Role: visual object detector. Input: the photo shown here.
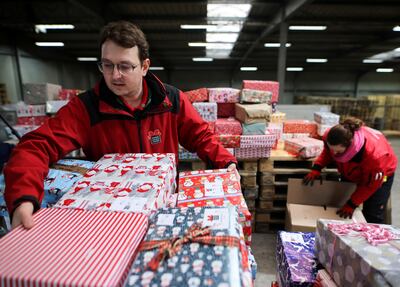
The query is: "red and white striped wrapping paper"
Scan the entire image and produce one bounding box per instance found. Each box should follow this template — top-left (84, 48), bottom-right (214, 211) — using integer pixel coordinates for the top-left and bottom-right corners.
top-left (240, 133), bottom-right (276, 148)
top-left (184, 87), bottom-right (208, 102)
top-left (284, 137), bottom-right (324, 158)
top-left (0, 208), bottom-right (148, 287)
top-left (234, 147), bottom-right (271, 159)
top-left (242, 80), bottom-right (279, 103)
top-left (192, 102), bottom-right (218, 122)
top-left (215, 118), bottom-right (243, 135)
top-left (208, 88), bottom-right (240, 103)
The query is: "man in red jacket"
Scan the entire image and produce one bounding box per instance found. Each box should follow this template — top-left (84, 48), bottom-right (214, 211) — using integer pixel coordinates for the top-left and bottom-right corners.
top-left (303, 117), bottom-right (397, 223)
top-left (4, 21), bottom-right (238, 229)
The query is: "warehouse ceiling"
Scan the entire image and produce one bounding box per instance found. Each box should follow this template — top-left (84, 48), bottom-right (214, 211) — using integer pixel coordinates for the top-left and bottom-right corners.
top-left (0, 0), bottom-right (399, 74)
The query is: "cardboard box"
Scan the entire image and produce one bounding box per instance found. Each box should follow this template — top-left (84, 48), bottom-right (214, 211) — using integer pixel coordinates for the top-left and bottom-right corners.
top-left (285, 179), bottom-right (366, 232)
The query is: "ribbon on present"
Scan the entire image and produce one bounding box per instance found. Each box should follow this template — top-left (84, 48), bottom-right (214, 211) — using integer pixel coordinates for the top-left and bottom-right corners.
top-left (50, 163), bottom-right (89, 175)
top-left (139, 223), bottom-right (247, 271)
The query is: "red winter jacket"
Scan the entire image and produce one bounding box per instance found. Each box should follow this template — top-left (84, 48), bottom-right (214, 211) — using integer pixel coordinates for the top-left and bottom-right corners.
top-left (4, 72), bottom-right (236, 214)
top-left (314, 126), bottom-right (397, 205)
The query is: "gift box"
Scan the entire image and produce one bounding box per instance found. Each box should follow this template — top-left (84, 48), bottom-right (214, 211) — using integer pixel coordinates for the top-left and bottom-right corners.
top-left (55, 153), bottom-right (176, 215)
top-left (177, 169), bottom-right (252, 245)
top-left (284, 137), bottom-right (323, 158)
top-left (248, 247), bottom-right (257, 281)
top-left (0, 208), bottom-right (148, 287)
top-left (283, 120), bottom-right (318, 137)
top-left (208, 88), bottom-right (240, 103)
top-left (276, 231), bottom-right (317, 287)
top-left (268, 111), bottom-right (286, 123)
top-left (315, 270), bottom-right (338, 287)
top-left (240, 133), bottom-right (276, 148)
top-left (23, 83), bottom-right (62, 104)
top-left (215, 134), bottom-right (241, 148)
top-left (215, 118), bottom-right (243, 135)
top-left (46, 100), bottom-right (69, 114)
top-left (178, 145), bottom-right (199, 160)
top-left (184, 87), bottom-right (208, 102)
top-left (235, 103), bottom-right (271, 124)
top-left (317, 124), bottom-right (332, 137)
top-left (240, 89), bottom-right (272, 104)
top-left (16, 116), bottom-right (48, 126)
top-left (242, 122), bottom-right (267, 135)
top-left (234, 147), bottom-right (271, 159)
top-left (217, 102), bottom-right (236, 118)
top-left (314, 112), bottom-right (340, 126)
top-left (315, 220), bottom-right (400, 287)
top-left (242, 80), bottom-right (279, 103)
top-left (166, 193), bottom-right (178, 208)
top-left (192, 102), bottom-right (218, 122)
top-left (126, 206), bottom-right (251, 287)
top-left (16, 102), bottom-right (46, 117)
top-left (58, 89), bottom-right (81, 100)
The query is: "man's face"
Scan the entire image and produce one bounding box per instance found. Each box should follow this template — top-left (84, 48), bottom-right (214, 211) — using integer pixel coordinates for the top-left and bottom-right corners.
top-left (100, 40), bottom-right (150, 100)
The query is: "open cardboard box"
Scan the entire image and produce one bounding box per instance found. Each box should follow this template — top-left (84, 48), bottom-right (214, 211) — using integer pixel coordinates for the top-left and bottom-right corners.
top-left (286, 178), bottom-right (366, 232)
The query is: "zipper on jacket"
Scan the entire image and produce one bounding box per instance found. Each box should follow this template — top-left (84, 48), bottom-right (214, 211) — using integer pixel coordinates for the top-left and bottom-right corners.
top-left (137, 119), bottom-right (143, 152)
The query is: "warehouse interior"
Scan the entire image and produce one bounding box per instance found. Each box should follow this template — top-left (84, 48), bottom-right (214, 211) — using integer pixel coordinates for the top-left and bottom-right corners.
top-left (0, 0), bottom-right (399, 286)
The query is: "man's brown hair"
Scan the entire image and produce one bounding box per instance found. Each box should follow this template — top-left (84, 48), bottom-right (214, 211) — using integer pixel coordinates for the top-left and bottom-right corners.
top-left (100, 20), bottom-right (149, 63)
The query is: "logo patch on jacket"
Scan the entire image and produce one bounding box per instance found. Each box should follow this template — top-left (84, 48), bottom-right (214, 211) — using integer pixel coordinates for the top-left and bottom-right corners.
top-left (148, 129), bottom-right (162, 145)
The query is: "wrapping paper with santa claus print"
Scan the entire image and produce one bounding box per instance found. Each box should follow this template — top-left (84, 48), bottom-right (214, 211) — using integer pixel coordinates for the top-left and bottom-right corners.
top-left (192, 102), bottom-right (218, 122)
top-left (177, 169), bottom-right (252, 245)
top-left (208, 88), bottom-right (241, 103)
top-left (240, 89), bottom-right (272, 104)
top-left (215, 117), bottom-right (243, 135)
top-left (185, 87), bottom-right (208, 102)
top-left (234, 147), bottom-right (271, 159)
top-left (283, 120), bottom-right (318, 138)
top-left (284, 137), bottom-right (324, 159)
top-left (242, 80), bottom-right (279, 103)
top-left (215, 134), bottom-right (241, 148)
top-left (240, 133), bottom-right (276, 148)
top-left (55, 153), bottom-right (176, 215)
top-left (126, 206), bottom-right (252, 287)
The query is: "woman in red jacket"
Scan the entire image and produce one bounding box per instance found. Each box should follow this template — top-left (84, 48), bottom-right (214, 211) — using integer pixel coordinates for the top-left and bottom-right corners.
top-left (303, 117), bottom-right (397, 223)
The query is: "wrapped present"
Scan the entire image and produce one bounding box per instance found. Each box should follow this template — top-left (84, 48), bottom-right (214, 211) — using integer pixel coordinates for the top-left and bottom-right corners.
top-left (317, 124), bottom-right (332, 137)
top-left (284, 137), bottom-right (323, 158)
top-left (192, 102), bottom-right (218, 122)
top-left (46, 100), bottom-right (69, 114)
top-left (283, 120), bottom-right (318, 137)
top-left (235, 103), bottom-right (271, 124)
top-left (215, 134), bottom-right (241, 148)
top-left (208, 88), bottom-right (240, 103)
top-left (217, 103), bottom-right (236, 118)
top-left (23, 83), bottom-right (62, 104)
top-left (177, 169), bottom-right (252, 246)
top-left (281, 133), bottom-right (311, 141)
top-left (166, 193), bottom-right (178, 208)
top-left (16, 115), bottom-right (48, 126)
top-left (267, 123), bottom-right (283, 148)
top-left (127, 206), bottom-right (251, 287)
top-left (314, 112), bottom-right (340, 125)
top-left (178, 145), bottom-right (199, 160)
top-left (240, 89), bottom-right (272, 104)
top-left (240, 133), bottom-right (276, 148)
top-left (242, 122), bottom-right (267, 135)
top-left (315, 220), bottom-right (400, 287)
top-left (315, 270), bottom-right (338, 287)
top-left (276, 231), bottom-right (317, 286)
top-left (242, 80), bottom-right (279, 103)
top-left (16, 102), bottom-right (46, 117)
top-left (235, 147), bottom-right (271, 159)
top-left (208, 121), bottom-right (215, 133)
top-left (58, 89), bottom-right (81, 100)
top-left (0, 208), bottom-right (148, 287)
top-left (268, 111), bottom-right (286, 123)
top-left (184, 87), bottom-right (208, 102)
top-left (248, 247), bottom-right (257, 281)
top-left (55, 153), bottom-right (176, 215)
top-left (215, 118), bottom-right (243, 135)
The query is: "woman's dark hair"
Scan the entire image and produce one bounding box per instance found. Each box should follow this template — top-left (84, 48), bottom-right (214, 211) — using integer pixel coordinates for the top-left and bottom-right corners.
top-left (327, 117), bottom-right (364, 147)
top-left (100, 20), bottom-right (149, 63)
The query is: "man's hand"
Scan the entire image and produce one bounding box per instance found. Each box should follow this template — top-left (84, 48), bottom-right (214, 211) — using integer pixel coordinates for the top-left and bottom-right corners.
top-left (302, 170), bottom-right (321, 186)
top-left (11, 202), bottom-right (35, 229)
top-left (336, 201), bottom-right (357, 219)
top-left (227, 163), bottom-right (241, 182)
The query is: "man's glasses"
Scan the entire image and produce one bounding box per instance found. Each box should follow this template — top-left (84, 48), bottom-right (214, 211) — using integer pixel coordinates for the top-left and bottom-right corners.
top-left (97, 61), bottom-right (138, 75)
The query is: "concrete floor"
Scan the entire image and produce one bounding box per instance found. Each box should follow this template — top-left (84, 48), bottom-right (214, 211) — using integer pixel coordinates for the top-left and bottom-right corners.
top-left (251, 137), bottom-right (400, 287)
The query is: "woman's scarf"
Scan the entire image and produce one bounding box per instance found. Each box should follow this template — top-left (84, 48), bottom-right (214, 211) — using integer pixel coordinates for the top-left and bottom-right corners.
top-left (332, 128), bottom-right (365, 163)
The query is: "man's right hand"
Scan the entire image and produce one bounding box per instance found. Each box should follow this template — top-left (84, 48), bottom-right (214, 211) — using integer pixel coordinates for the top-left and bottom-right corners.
top-left (302, 170), bottom-right (322, 186)
top-left (11, 202), bottom-right (35, 229)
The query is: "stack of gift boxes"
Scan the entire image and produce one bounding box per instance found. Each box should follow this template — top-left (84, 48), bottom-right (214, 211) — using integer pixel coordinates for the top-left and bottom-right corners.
top-left (0, 153), bottom-right (257, 286)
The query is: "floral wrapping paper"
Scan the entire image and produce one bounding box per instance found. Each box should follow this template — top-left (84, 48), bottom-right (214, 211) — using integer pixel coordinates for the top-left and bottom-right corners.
top-left (192, 102), bottom-right (218, 122)
top-left (177, 169), bottom-right (252, 246)
top-left (215, 118), bottom-right (243, 135)
top-left (242, 80), bottom-right (279, 103)
top-left (276, 231), bottom-right (317, 287)
top-left (283, 120), bottom-right (318, 137)
top-left (240, 134), bottom-right (276, 148)
top-left (284, 137), bottom-right (324, 158)
top-left (317, 124), bottom-right (332, 137)
top-left (235, 103), bottom-right (271, 124)
top-left (234, 147), bottom-right (271, 159)
top-left (214, 135), bottom-right (241, 148)
top-left (315, 219), bottom-right (400, 287)
top-left (242, 122), bottom-right (267, 135)
top-left (208, 88), bottom-right (241, 103)
top-left (55, 153), bottom-right (176, 215)
top-left (240, 89), bottom-right (272, 104)
top-left (185, 88), bottom-right (209, 103)
top-left (126, 206), bottom-right (252, 287)
top-left (314, 112), bottom-right (340, 126)
top-left (268, 111), bottom-right (286, 123)
top-left (217, 103), bottom-right (236, 118)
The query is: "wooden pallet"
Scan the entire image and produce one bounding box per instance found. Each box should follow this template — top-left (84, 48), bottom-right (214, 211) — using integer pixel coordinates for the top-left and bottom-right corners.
top-left (242, 185), bottom-right (259, 200)
top-left (238, 160), bottom-right (258, 172)
top-left (259, 184), bottom-right (288, 200)
top-left (255, 221), bottom-right (285, 233)
top-left (178, 160), bottom-right (207, 171)
top-left (257, 196), bottom-right (287, 211)
top-left (255, 208), bottom-right (286, 223)
top-left (240, 171), bottom-right (257, 188)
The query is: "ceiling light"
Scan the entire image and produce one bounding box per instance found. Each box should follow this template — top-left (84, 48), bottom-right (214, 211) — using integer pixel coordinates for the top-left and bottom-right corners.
top-left (180, 24), bottom-right (213, 29)
top-left (240, 67), bottom-right (257, 71)
top-left (306, 58), bottom-right (328, 63)
top-left (207, 33), bottom-right (238, 43)
top-left (393, 26), bottom-right (400, 32)
top-left (207, 4), bottom-right (252, 18)
top-left (286, 67), bottom-right (303, 72)
top-left (264, 43), bottom-right (291, 48)
top-left (35, 24), bottom-right (74, 33)
top-left (189, 43), bottom-right (234, 50)
top-left (149, 67), bottom-right (165, 71)
top-left (77, 57), bottom-right (97, 61)
top-left (206, 23), bottom-right (241, 33)
top-left (192, 57), bottom-right (214, 62)
top-left (289, 26), bottom-right (327, 31)
top-left (35, 42), bottom-right (64, 47)
top-left (376, 68), bottom-right (393, 73)
top-left (363, 59), bottom-right (383, 63)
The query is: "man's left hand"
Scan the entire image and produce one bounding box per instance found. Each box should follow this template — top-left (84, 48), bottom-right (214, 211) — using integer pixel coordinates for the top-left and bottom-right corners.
top-left (227, 163), bottom-right (241, 182)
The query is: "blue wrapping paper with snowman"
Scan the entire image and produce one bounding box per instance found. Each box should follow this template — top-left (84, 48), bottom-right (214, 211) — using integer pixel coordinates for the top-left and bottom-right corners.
top-left (126, 206), bottom-right (252, 287)
top-left (276, 231), bottom-right (317, 286)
